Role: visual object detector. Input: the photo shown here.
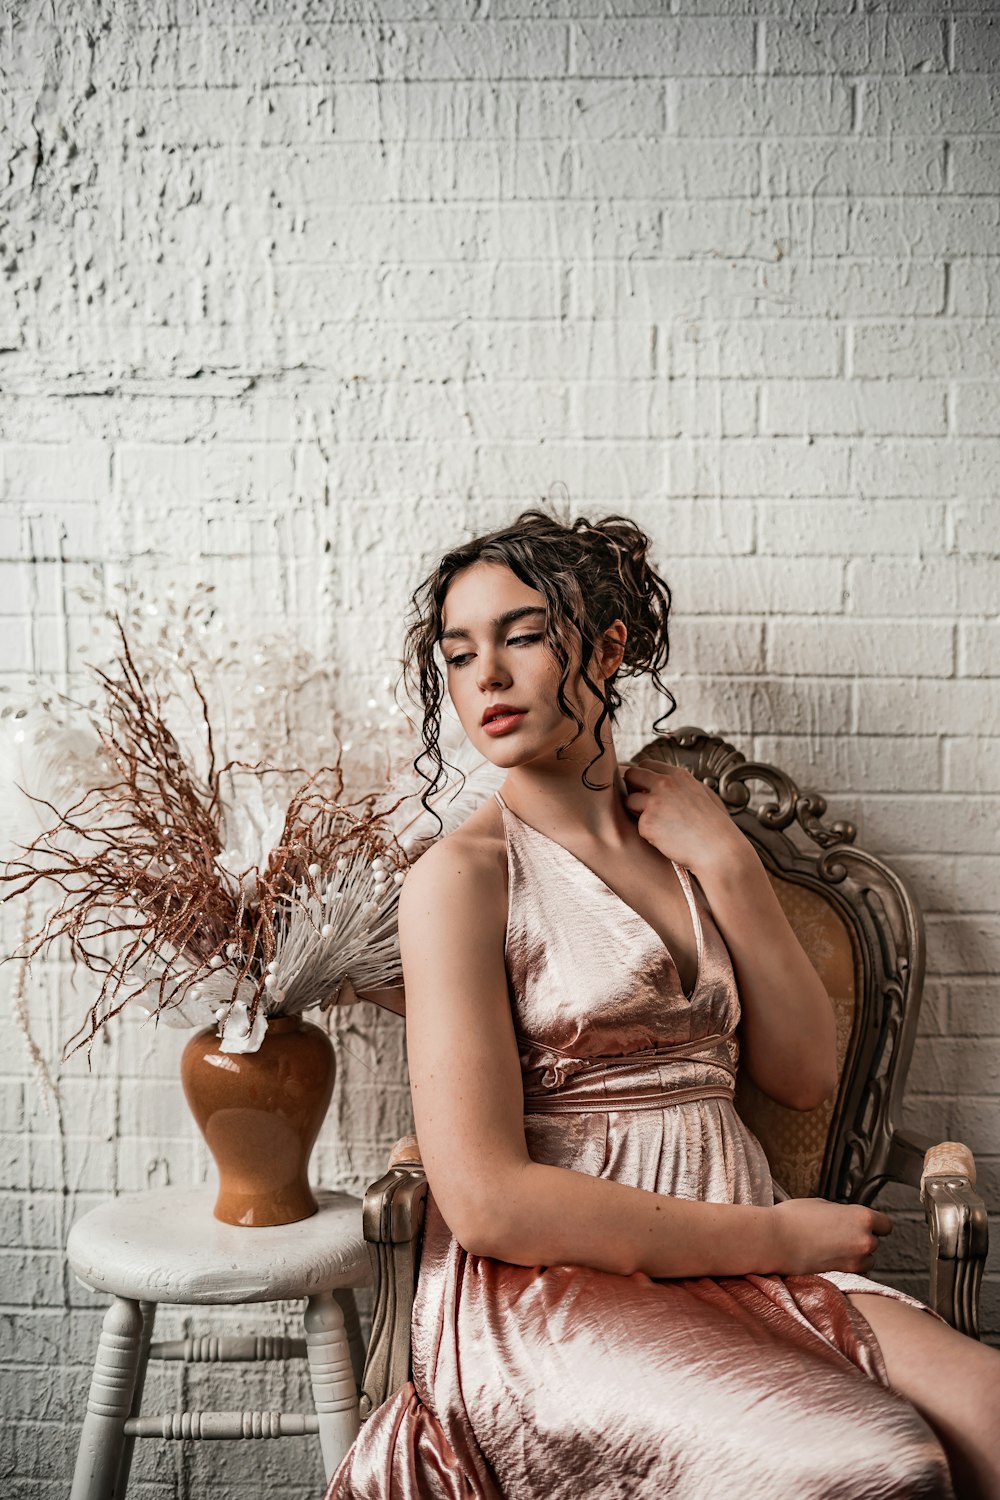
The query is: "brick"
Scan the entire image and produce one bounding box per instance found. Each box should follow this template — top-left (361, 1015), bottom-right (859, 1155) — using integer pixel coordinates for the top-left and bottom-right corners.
top-left (330, 79), bottom-right (665, 140)
top-left (673, 0), bottom-right (868, 9)
top-left (855, 680), bottom-right (1000, 739)
top-left (925, 913), bottom-right (1000, 976)
top-left (0, 446), bottom-right (109, 505)
top-left (302, 320), bottom-right (658, 380)
top-left (674, 77), bottom-right (852, 135)
top-left (958, 620), bottom-right (1000, 676)
top-left (474, 442), bottom-right (662, 501)
top-left (841, 795), bottom-right (1000, 856)
top-left (632, 497), bottom-right (757, 554)
top-left (574, 18), bottom-right (755, 77)
top-left (667, 555), bottom-right (845, 615)
top-left (383, 21), bottom-right (570, 80)
top-left (672, 438), bottom-right (850, 499)
top-left (574, 141), bottom-right (760, 199)
top-left (846, 198), bottom-right (1000, 260)
top-left (662, 201), bottom-right (847, 259)
top-left (908, 1035), bottom-right (1000, 1094)
top-left (752, 734), bottom-right (942, 794)
top-left (946, 736), bottom-right (1000, 792)
top-left (758, 499), bottom-right (945, 556)
top-left (853, 438), bottom-right (1000, 498)
top-left (853, 322), bottom-right (1000, 380)
top-left (766, 16), bottom-right (946, 75)
top-left (666, 321), bottom-right (843, 380)
top-left (950, 262), bottom-right (1000, 318)
top-left (764, 139), bottom-right (946, 196)
top-left (950, 139), bottom-right (1000, 195)
top-left (762, 380), bottom-right (947, 438)
top-left (845, 557), bottom-right (998, 617)
top-left (276, 202), bottom-right (661, 264)
top-left (572, 261), bottom-right (768, 322)
top-left (575, 382), bottom-right (757, 441)
top-left (0, 1250), bottom-right (65, 1307)
top-left (954, 17), bottom-right (1000, 71)
top-left (954, 383), bottom-right (1000, 436)
top-left (121, 84), bottom-right (333, 147)
top-left (766, 618), bottom-right (953, 678)
top-left (670, 617), bottom-right (766, 675)
top-left (947, 977), bottom-right (1000, 1036)
top-left (892, 857), bottom-right (1000, 916)
top-left (859, 77), bottom-right (1000, 135)
top-left (647, 674), bottom-right (853, 738)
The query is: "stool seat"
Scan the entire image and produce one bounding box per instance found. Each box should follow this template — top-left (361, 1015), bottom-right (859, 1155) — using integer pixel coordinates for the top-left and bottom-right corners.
top-left (68, 1187), bottom-right (370, 1303)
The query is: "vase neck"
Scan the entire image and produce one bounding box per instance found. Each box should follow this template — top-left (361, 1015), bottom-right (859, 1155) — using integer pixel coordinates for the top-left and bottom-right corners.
top-left (265, 1015), bottom-right (306, 1034)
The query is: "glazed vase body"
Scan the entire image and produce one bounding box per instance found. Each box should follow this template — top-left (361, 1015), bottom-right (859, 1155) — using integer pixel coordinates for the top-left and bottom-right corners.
top-left (181, 1015), bottom-right (336, 1227)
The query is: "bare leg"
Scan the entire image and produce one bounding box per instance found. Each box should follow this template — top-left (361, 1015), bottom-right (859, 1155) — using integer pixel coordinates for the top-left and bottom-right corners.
top-left (848, 1292), bottom-right (1000, 1500)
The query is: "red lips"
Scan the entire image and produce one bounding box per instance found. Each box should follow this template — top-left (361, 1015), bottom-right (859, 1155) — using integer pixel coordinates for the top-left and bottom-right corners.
top-left (481, 702), bottom-right (527, 726)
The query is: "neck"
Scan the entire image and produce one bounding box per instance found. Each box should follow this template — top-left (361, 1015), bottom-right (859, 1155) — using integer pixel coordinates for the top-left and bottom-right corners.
top-left (498, 735), bottom-right (633, 847)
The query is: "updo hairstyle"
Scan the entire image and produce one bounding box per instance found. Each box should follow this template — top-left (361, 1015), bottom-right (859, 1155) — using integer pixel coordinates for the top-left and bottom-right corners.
top-left (401, 509), bottom-right (675, 818)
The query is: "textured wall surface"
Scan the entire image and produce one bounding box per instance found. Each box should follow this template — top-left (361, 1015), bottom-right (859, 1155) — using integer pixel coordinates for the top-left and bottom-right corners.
top-left (2, 1), bottom-right (999, 1494)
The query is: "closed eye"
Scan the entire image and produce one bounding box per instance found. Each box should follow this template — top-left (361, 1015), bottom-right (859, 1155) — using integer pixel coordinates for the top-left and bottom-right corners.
top-left (444, 633), bottom-right (543, 668)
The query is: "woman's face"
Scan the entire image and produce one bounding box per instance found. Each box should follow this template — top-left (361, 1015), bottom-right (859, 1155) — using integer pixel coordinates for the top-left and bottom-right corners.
top-left (439, 561), bottom-right (622, 771)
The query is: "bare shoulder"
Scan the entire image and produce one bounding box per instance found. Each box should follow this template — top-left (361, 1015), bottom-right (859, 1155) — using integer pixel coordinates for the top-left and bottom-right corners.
top-left (399, 797), bottom-right (508, 943)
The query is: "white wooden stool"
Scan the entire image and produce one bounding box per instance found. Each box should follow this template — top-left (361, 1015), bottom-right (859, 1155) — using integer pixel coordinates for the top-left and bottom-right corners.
top-left (66, 1186), bottom-right (371, 1500)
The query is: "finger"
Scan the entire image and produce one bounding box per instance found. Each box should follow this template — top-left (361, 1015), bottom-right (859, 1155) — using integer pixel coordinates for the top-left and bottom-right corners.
top-left (634, 758), bottom-right (672, 775)
top-left (870, 1212), bottom-right (893, 1237)
top-left (623, 764), bottom-right (658, 787)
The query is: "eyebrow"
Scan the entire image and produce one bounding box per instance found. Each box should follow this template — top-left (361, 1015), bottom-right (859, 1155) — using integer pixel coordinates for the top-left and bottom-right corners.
top-left (439, 605), bottom-right (546, 644)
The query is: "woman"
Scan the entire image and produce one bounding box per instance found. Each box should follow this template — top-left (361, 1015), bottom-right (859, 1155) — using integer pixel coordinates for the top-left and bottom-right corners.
top-left (328, 512), bottom-right (999, 1499)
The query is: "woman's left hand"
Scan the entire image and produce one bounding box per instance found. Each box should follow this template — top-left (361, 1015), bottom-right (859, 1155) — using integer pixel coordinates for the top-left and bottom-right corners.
top-left (621, 760), bottom-right (748, 878)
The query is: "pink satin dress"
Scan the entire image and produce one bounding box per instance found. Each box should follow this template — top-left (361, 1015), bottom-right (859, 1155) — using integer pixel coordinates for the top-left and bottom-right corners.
top-left (325, 789), bottom-right (954, 1498)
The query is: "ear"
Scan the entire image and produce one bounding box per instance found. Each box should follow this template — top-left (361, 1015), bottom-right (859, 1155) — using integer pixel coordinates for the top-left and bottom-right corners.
top-left (598, 619), bottom-right (627, 680)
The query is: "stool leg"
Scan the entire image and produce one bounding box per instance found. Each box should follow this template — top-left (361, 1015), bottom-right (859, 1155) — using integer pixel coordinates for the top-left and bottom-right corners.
top-left (332, 1287), bottom-right (364, 1391)
top-left (304, 1290), bottom-right (360, 1481)
top-left (114, 1301), bottom-right (156, 1499)
top-left (70, 1296), bottom-right (145, 1500)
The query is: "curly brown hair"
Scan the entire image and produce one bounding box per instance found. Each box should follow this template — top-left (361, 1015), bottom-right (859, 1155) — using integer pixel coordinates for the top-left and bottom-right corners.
top-left (400, 509), bottom-right (676, 824)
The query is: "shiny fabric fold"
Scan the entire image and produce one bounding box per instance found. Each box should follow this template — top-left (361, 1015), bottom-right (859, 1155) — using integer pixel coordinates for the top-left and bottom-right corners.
top-left (324, 791), bottom-right (954, 1499)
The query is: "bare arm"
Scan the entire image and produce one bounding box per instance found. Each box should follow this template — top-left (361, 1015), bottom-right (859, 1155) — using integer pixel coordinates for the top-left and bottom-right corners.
top-left (694, 842), bottom-right (837, 1109)
top-left (399, 834), bottom-right (884, 1276)
top-left (624, 762), bottom-right (837, 1110)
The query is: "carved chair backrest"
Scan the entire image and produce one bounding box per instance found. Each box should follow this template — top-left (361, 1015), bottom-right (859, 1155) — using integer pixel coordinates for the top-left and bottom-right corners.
top-left (635, 729), bottom-right (925, 1206)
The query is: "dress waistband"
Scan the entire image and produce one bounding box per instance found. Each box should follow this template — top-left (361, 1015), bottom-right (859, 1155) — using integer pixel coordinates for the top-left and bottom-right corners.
top-left (521, 1032), bottom-right (738, 1116)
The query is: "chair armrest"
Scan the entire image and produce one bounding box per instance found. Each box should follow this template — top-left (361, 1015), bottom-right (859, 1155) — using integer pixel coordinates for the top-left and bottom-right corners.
top-left (919, 1140), bottom-right (988, 1340)
top-left (359, 1136), bottom-right (428, 1421)
top-left (884, 1130), bottom-right (988, 1339)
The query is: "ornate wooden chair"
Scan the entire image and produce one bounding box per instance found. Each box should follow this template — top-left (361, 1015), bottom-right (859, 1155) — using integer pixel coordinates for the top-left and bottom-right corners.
top-left (356, 728), bottom-right (989, 1421)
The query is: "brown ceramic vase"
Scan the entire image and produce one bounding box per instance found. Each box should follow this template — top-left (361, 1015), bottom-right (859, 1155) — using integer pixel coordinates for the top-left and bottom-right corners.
top-left (180, 1015), bottom-right (336, 1227)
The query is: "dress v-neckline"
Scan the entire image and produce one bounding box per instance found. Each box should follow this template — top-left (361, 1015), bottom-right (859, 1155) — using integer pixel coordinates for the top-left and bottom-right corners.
top-left (494, 789), bottom-right (704, 1004)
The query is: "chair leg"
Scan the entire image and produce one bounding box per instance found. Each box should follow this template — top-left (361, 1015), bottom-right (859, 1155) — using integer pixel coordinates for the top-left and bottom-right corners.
top-left (69, 1297), bottom-right (145, 1500)
top-left (332, 1286), bottom-right (365, 1391)
top-left (304, 1290), bottom-right (361, 1481)
top-left (114, 1301), bottom-right (156, 1499)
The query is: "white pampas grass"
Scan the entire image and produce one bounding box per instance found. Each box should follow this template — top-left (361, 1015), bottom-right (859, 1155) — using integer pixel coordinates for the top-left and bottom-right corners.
top-left (0, 706), bottom-right (112, 863)
top-left (267, 836), bottom-right (406, 1021)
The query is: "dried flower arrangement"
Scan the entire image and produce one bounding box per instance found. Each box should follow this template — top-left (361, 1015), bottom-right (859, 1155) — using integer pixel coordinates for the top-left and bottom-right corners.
top-left (0, 585), bottom-right (501, 1068)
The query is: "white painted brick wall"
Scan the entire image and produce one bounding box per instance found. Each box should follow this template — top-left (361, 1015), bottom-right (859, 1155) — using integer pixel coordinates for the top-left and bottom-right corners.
top-left (1, 2), bottom-right (999, 1494)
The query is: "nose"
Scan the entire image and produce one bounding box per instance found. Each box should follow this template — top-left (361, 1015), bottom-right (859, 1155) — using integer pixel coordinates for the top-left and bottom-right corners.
top-left (476, 644), bottom-right (511, 694)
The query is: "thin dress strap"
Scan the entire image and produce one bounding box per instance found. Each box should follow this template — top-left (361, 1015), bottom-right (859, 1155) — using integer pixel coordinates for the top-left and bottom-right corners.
top-left (493, 788), bottom-right (509, 812)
